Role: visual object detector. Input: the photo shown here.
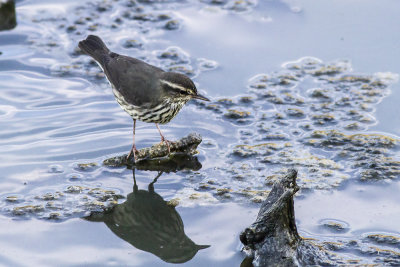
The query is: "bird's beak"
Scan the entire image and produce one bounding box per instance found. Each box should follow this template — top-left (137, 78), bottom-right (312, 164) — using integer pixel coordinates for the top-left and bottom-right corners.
top-left (192, 93), bottom-right (210, 101)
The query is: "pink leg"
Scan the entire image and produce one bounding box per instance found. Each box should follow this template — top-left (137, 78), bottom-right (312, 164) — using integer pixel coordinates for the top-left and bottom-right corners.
top-left (155, 123), bottom-right (171, 154)
top-left (127, 119), bottom-right (139, 161)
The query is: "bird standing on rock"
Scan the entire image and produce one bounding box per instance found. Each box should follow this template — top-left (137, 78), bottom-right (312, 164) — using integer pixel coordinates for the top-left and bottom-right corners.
top-left (78, 35), bottom-right (210, 161)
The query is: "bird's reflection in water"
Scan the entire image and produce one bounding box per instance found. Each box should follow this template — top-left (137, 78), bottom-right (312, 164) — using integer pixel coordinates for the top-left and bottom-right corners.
top-left (86, 155), bottom-right (209, 264)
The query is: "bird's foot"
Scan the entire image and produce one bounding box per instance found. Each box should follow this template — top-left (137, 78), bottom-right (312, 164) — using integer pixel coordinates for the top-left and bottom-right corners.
top-left (160, 137), bottom-right (171, 154)
top-left (127, 145), bottom-right (139, 162)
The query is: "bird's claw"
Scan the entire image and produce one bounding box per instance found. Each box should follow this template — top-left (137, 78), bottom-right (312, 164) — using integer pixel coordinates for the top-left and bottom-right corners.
top-left (127, 146), bottom-right (139, 162)
top-left (160, 137), bottom-right (171, 154)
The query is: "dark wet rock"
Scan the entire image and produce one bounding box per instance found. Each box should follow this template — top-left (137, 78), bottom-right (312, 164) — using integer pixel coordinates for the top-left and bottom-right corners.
top-left (240, 169), bottom-right (336, 266)
top-left (0, 0), bottom-right (17, 31)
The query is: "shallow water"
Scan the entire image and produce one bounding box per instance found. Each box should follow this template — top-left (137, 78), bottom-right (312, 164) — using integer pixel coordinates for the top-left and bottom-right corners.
top-left (1, 0), bottom-right (400, 265)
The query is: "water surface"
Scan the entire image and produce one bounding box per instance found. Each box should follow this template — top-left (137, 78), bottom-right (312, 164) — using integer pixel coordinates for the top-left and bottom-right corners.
top-left (1, 0), bottom-right (400, 265)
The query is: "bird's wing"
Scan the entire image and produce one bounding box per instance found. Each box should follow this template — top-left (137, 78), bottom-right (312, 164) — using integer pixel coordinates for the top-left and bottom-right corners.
top-left (103, 54), bottom-right (165, 107)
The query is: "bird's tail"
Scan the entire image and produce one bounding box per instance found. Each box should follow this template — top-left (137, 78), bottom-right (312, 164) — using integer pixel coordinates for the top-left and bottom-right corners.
top-left (78, 35), bottom-right (110, 64)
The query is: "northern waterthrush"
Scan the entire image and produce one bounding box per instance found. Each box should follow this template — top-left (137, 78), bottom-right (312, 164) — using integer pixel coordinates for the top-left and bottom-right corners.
top-left (78, 35), bottom-right (210, 160)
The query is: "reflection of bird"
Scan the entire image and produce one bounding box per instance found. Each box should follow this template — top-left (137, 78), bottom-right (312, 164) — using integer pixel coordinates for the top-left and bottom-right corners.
top-left (85, 170), bottom-right (209, 264)
top-left (78, 35), bottom-right (210, 160)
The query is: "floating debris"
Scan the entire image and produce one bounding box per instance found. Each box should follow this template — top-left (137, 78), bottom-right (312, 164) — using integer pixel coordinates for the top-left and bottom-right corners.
top-left (319, 219), bottom-right (350, 233)
top-left (192, 57), bottom-right (399, 195)
top-left (5, 184), bottom-right (124, 220)
top-left (365, 233), bottom-right (400, 246)
top-left (74, 162), bottom-right (98, 172)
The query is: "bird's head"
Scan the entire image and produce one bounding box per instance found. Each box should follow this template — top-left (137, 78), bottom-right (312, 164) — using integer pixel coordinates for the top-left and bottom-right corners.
top-left (160, 72), bottom-right (210, 102)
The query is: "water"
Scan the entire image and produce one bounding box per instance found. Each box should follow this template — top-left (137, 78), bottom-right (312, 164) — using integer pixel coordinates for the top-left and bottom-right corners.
top-left (1, 0), bottom-right (400, 265)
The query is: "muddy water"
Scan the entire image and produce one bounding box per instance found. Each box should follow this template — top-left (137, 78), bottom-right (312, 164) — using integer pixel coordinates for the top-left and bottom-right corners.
top-left (1, 0), bottom-right (400, 266)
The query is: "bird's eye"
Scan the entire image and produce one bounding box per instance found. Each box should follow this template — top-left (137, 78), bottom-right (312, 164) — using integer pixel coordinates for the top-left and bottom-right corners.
top-left (180, 89), bottom-right (190, 95)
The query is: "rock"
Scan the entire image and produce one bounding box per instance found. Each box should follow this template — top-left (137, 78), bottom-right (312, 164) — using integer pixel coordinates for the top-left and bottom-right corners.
top-left (103, 133), bottom-right (203, 170)
top-left (240, 169), bottom-right (334, 266)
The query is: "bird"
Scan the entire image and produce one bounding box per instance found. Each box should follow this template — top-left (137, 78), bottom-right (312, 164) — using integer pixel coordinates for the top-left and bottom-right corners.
top-left (78, 35), bottom-right (210, 161)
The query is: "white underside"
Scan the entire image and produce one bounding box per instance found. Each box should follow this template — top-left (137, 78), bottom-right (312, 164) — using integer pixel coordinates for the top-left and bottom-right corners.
top-left (112, 87), bottom-right (189, 124)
